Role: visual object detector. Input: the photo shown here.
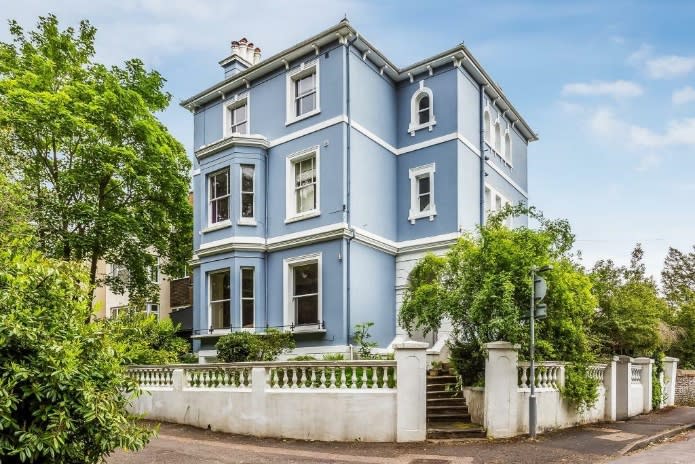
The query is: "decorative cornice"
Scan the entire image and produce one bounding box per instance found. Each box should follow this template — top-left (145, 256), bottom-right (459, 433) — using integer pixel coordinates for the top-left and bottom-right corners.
top-left (195, 134), bottom-right (270, 160)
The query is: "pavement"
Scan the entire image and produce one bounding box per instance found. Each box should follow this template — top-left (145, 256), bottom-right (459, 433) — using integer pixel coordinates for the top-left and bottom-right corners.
top-left (606, 429), bottom-right (695, 463)
top-left (108, 407), bottom-right (695, 464)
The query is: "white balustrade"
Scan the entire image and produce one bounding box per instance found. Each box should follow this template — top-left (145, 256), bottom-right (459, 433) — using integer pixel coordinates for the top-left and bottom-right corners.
top-left (265, 361), bottom-right (396, 389)
top-left (588, 364), bottom-right (607, 383)
top-left (631, 366), bottom-right (642, 383)
top-left (517, 362), bottom-right (564, 390)
top-left (127, 367), bottom-right (174, 388)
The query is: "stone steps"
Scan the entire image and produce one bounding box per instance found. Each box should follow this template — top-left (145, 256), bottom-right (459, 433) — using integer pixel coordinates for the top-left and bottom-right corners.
top-left (426, 367), bottom-right (484, 439)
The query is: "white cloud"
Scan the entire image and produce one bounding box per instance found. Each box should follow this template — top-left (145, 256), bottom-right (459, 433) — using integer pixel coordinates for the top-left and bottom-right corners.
top-left (645, 55), bottom-right (695, 79)
top-left (562, 80), bottom-right (643, 99)
top-left (672, 86), bottom-right (695, 105)
top-left (635, 153), bottom-right (660, 172)
top-left (589, 108), bottom-right (695, 148)
top-left (627, 44), bottom-right (695, 80)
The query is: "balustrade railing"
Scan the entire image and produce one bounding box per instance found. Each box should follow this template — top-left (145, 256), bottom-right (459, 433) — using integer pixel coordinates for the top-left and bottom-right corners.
top-left (185, 365), bottom-right (252, 388)
top-left (127, 366), bottom-right (174, 388)
top-left (266, 361), bottom-right (396, 389)
top-left (631, 366), bottom-right (642, 383)
top-left (518, 362), bottom-right (564, 390)
top-left (127, 360), bottom-right (397, 391)
top-left (588, 364), bottom-right (607, 383)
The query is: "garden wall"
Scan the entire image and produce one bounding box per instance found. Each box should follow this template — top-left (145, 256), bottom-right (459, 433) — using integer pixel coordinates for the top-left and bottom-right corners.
top-left (676, 369), bottom-right (695, 406)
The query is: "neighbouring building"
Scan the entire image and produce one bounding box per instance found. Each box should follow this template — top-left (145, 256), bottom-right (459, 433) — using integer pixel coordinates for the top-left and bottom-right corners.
top-left (182, 23), bottom-right (537, 361)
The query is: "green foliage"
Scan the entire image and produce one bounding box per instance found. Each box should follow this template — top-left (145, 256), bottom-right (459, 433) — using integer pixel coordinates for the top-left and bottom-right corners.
top-left (561, 365), bottom-right (600, 412)
top-left (399, 206), bottom-right (599, 408)
top-left (289, 355), bottom-right (317, 361)
top-left (0, 239), bottom-right (152, 463)
top-left (352, 321), bottom-right (378, 359)
top-left (652, 352), bottom-right (664, 410)
top-left (101, 311), bottom-right (189, 365)
top-left (590, 245), bottom-right (670, 357)
top-left (662, 246), bottom-right (695, 368)
top-left (215, 329), bottom-right (296, 362)
top-left (322, 353), bottom-right (345, 361)
top-left (0, 15), bottom-right (192, 300)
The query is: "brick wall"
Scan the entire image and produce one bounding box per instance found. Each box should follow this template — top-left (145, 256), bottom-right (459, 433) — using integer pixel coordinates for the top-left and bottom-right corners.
top-left (675, 369), bottom-right (695, 406)
top-left (169, 276), bottom-right (192, 309)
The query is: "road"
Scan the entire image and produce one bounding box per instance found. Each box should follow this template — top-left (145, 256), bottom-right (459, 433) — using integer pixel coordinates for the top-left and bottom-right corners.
top-left (607, 429), bottom-right (695, 464)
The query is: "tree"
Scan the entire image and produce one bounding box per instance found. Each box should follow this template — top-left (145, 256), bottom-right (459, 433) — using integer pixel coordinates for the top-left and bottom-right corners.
top-left (662, 245), bottom-right (695, 367)
top-left (0, 15), bottom-right (192, 302)
top-left (590, 245), bottom-right (670, 357)
top-left (101, 311), bottom-right (190, 365)
top-left (662, 246), bottom-right (695, 309)
top-left (0, 237), bottom-right (152, 462)
top-left (398, 206), bottom-right (599, 408)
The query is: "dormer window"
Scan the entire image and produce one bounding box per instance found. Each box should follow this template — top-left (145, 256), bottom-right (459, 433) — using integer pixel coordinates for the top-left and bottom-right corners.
top-left (286, 60), bottom-right (320, 125)
top-left (224, 94), bottom-right (249, 137)
top-left (408, 82), bottom-right (436, 135)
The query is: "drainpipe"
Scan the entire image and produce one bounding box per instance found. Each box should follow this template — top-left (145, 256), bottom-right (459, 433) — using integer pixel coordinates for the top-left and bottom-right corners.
top-left (479, 83), bottom-right (487, 226)
top-left (345, 33), bottom-right (359, 347)
top-left (264, 150), bottom-right (269, 330)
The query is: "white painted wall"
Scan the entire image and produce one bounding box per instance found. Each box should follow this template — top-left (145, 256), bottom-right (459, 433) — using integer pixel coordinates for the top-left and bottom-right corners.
top-left (128, 341), bottom-right (429, 443)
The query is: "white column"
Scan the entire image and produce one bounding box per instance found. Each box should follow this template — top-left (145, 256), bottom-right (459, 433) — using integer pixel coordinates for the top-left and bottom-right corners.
top-left (634, 357), bottom-right (654, 414)
top-left (394, 341), bottom-right (428, 442)
top-left (172, 368), bottom-right (185, 392)
top-left (615, 356), bottom-right (632, 420)
top-left (603, 356), bottom-right (618, 421)
top-left (484, 341), bottom-right (519, 438)
top-left (663, 357), bottom-right (679, 406)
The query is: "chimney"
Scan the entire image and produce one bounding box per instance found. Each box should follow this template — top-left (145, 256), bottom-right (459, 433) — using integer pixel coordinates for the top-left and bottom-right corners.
top-left (221, 37), bottom-right (262, 78)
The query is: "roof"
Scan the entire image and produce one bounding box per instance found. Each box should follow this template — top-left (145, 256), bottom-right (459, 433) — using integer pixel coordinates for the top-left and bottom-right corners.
top-left (181, 20), bottom-right (538, 142)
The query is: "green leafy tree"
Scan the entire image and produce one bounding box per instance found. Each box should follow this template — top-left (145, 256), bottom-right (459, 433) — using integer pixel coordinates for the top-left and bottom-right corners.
top-left (0, 15), bottom-right (192, 302)
top-left (663, 245), bottom-right (695, 367)
top-left (590, 245), bottom-right (670, 357)
top-left (352, 322), bottom-right (378, 359)
top-left (399, 206), bottom-right (599, 408)
top-left (0, 237), bottom-right (152, 462)
top-left (102, 311), bottom-right (190, 365)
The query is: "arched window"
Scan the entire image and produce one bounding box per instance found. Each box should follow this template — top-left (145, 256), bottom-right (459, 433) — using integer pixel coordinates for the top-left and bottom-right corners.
top-left (408, 82), bottom-right (436, 135)
top-left (494, 121), bottom-right (501, 153)
top-left (483, 111), bottom-right (491, 143)
top-left (417, 94), bottom-right (430, 125)
top-left (504, 132), bottom-right (512, 164)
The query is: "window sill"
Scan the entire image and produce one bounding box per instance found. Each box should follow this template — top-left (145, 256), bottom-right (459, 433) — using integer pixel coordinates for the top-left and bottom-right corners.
top-left (408, 120), bottom-right (436, 136)
top-left (285, 210), bottom-right (320, 224)
top-left (191, 329), bottom-right (231, 339)
top-left (223, 130), bottom-right (251, 139)
top-left (285, 108), bottom-right (321, 126)
top-left (408, 208), bottom-right (437, 224)
top-left (201, 220), bottom-right (232, 234)
top-left (292, 327), bottom-right (327, 335)
top-left (238, 218), bottom-right (257, 226)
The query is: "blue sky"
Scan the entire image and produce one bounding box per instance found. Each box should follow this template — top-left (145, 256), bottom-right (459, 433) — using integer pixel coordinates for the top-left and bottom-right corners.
top-left (2, 0), bottom-right (694, 279)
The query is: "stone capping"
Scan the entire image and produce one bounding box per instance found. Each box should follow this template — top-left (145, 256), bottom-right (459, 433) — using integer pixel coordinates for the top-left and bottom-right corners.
top-left (677, 369), bottom-right (695, 377)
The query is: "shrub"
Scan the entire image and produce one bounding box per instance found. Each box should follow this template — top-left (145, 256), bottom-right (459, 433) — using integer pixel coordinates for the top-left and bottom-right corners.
top-left (216, 329), bottom-right (295, 362)
top-left (352, 322), bottom-right (378, 359)
top-left (290, 355), bottom-right (317, 361)
top-left (0, 240), bottom-right (152, 462)
top-left (322, 353), bottom-right (345, 361)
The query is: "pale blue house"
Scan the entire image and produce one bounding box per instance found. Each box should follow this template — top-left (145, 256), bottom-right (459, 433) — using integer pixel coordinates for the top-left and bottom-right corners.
top-left (182, 22), bottom-right (537, 360)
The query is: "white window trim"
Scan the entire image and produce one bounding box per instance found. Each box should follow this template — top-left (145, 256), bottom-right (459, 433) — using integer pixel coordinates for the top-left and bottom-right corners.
top-left (285, 145), bottom-right (321, 223)
top-left (208, 168), bottom-right (231, 227)
top-left (238, 164), bottom-right (257, 226)
top-left (223, 92), bottom-right (250, 138)
top-left (485, 184), bottom-right (513, 226)
top-left (408, 163), bottom-right (437, 224)
top-left (286, 60), bottom-right (320, 126)
top-left (282, 252), bottom-right (323, 333)
top-left (240, 267), bottom-right (255, 332)
top-left (494, 119), bottom-right (502, 154)
top-left (408, 81), bottom-right (436, 135)
top-left (145, 302), bottom-right (160, 320)
top-left (503, 128), bottom-right (513, 167)
top-left (208, 269), bottom-right (231, 333)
